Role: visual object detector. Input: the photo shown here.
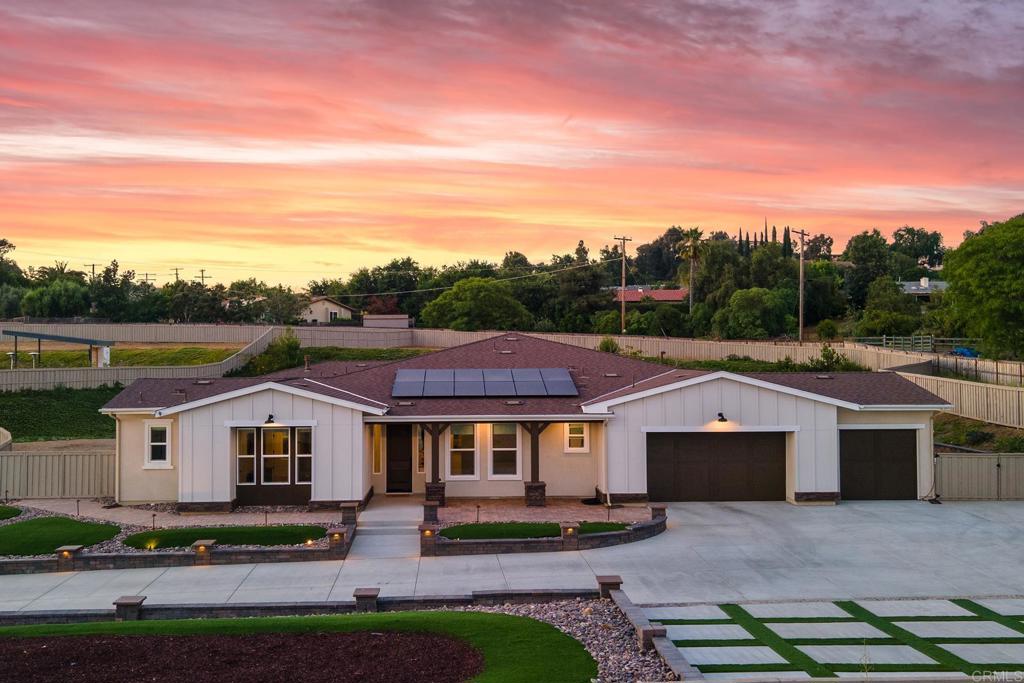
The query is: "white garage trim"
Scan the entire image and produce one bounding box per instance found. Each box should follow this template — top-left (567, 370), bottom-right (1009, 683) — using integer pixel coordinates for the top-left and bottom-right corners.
top-left (641, 425), bottom-right (801, 433)
top-left (838, 424), bottom-right (926, 430)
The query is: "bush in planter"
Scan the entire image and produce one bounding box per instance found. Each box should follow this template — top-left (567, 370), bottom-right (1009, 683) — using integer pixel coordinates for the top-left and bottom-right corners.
top-left (598, 336), bottom-right (620, 354)
top-left (816, 319), bottom-right (839, 340)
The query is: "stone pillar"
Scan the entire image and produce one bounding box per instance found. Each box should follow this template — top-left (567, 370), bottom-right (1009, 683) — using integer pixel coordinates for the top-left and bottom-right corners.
top-left (353, 587), bottom-right (380, 612)
top-left (560, 522), bottom-right (580, 550)
top-left (340, 503), bottom-right (358, 525)
top-left (113, 595), bottom-right (146, 621)
top-left (326, 527), bottom-right (348, 558)
top-left (596, 574), bottom-right (623, 599)
top-left (56, 545), bottom-right (83, 572)
top-left (423, 501), bottom-right (439, 523)
top-left (425, 482), bottom-right (446, 507)
top-left (191, 539), bottom-right (216, 566)
top-left (524, 481), bottom-right (546, 507)
top-left (419, 523), bottom-right (439, 557)
top-left (650, 504), bottom-right (667, 520)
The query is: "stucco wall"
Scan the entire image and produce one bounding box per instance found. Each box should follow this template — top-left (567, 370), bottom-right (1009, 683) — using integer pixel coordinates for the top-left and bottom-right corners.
top-left (302, 300), bottom-right (353, 324)
top-left (116, 413), bottom-right (179, 504)
top-left (176, 389), bottom-right (365, 504)
top-left (837, 408), bottom-right (936, 498)
top-left (604, 377), bottom-right (839, 500)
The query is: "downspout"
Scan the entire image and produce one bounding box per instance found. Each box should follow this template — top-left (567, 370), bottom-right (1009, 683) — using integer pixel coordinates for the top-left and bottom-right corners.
top-left (113, 415), bottom-right (121, 504)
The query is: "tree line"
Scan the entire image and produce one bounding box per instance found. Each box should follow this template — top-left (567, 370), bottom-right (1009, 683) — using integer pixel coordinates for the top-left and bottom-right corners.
top-left (0, 213), bottom-right (1020, 357)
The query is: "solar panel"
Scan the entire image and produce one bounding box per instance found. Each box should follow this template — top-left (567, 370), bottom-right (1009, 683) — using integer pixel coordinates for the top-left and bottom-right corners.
top-left (392, 367), bottom-right (578, 398)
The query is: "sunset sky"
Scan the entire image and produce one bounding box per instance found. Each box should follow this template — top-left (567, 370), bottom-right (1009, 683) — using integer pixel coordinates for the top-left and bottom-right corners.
top-left (2, 1), bottom-right (1022, 287)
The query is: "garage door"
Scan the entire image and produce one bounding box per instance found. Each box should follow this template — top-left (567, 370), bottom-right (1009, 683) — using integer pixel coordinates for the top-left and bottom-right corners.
top-left (840, 429), bottom-right (917, 500)
top-left (646, 432), bottom-right (786, 502)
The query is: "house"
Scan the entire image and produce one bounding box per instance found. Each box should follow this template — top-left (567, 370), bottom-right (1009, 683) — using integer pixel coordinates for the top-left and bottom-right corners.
top-left (301, 296), bottom-right (357, 324)
top-left (614, 287), bottom-right (688, 304)
top-left (100, 334), bottom-right (950, 510)
top-left (901, 277), bottom-right (948, 300)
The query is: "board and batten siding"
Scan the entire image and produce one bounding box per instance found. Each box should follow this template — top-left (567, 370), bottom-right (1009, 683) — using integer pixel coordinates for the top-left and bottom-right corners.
top-left (176, 389), bottom-right (366, 505)
top-left (605, 377), bottom-right (839, 501)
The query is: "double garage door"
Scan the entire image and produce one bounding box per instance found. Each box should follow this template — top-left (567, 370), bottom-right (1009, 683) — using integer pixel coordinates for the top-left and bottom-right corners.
top-left (645, 429), bottom-right (918, 502)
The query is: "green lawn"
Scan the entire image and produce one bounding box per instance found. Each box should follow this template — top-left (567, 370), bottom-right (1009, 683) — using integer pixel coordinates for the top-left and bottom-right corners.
top-left (0, 517), bottom-right (119, 555)
top-left (122, 524), bottom-right (328, 549)
top-left (0, 612), bottom-right (598, 683)
top-left (0, 386), bottom-right (120, 442)
top-left (440, 521), bottom-right (627, 540)
top-left (0, 505), bottom-right (21, 521)
top-left (3, 347), bottom-right (238, 369)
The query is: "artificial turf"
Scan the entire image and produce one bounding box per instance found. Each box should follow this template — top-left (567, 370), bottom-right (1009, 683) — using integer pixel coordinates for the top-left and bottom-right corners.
top-left (0, 505), bottom-right (21, 521)
top-left (719, 604), bottom-right (835, 678)
top-left (0, 517), bottom-right (119, 555)
top-left (122, 525), bottom-right (328, 549)
top-left (0, 612), bottom-right (598, 683)
top-left (439, 521), bottom-right (627, 540)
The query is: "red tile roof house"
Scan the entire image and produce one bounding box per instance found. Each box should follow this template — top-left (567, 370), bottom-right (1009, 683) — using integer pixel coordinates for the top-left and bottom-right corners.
top-left (100, 334), bottom-right (950, 511)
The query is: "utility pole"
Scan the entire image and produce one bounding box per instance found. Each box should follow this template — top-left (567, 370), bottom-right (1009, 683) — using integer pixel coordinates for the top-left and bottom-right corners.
top-left (793, 228), bottom-right (810, 342)
top-left (140, 273), bottom-right (156, 285)
top-left (613, 236), bottom-right (632, 334)
top-left (195, 269), bottom-right (212, 285)
top-left (84, 263), bottom-right (100, 281)
top-left (170, 267), bottom-right (182, 282)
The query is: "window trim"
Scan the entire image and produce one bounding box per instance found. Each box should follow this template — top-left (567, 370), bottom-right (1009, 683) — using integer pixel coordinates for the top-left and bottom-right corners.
top-left (447, 423), bottom-right (479, 481)
top-left (488, 423), bottom-right (521, 480)
top-left (236, 427), bottom-right (257, 486)
top-left (143, 419), bottom-right (173, 469)
top-left (295, 427), bottom-right (313, 485)
top-left (564, 422), bottom-right (590, 453)
top-left (261, 427), bottom-right (291, 486)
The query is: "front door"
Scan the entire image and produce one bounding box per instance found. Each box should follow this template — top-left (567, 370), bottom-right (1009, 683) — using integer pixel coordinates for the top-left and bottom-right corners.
top-left (386, 424), bottom-right (413, 493)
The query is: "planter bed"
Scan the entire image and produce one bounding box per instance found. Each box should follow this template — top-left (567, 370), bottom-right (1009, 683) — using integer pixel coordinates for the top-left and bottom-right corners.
top-left (122, 525), bottom-right (327, 550)
top-left (439, 521), bottom-right (626, 540)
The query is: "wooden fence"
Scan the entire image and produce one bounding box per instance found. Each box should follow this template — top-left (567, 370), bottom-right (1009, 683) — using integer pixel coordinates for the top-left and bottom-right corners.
top-left (896, 372), bottom-right (1024, 429)
top-left (0, 451), bottom-right (115, 499)
top-left (934, 453), bottom-right (1024, 500)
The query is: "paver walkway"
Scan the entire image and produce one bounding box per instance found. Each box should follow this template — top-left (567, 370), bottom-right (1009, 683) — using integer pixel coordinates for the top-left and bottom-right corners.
top-left (644, 598), bottom-right (1024, 680)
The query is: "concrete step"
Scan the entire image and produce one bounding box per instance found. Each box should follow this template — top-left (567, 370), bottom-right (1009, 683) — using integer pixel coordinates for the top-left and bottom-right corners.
top-left (356, 519), bottom-right (422, 528)
top-left (356, 525), bottom-right (420, 536)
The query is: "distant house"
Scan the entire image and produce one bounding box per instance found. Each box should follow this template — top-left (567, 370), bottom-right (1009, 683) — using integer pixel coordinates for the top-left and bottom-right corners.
top-left (901, 277), bottom-right (948, 300)
top-left (301, 296), bottom-right (357, 324)
top-left (614, 287), bottom-right (687, 304)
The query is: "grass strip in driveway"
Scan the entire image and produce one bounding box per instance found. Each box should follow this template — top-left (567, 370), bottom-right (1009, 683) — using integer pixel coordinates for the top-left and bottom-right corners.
top-left (827, 663), bottom-right (958, 673)
top-left (0, 517), bottom-right (119, 555)
top-left (123, 525), bottom-right (327, 549)
top-left (759, 616), bottom-right (860, 623)
top-left (0, 612), bottom-right (597, 683)
top-left (785, 638), bottom-right (898, 646)
top-left (720, 604), bottom-right (836, 678)
top-left (953, 599), bottom-right (1024, 636)
top-left (652, 618), bottom-right (735, 625)
top-left (0, 505), bottom-right (21, 521)
top-left (836, 601), bottom-right (974, 675)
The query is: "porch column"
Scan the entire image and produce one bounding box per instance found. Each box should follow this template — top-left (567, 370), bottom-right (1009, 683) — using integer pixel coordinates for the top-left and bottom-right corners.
top-left (520, 422), bottom-right (550, 506)
top-left (421, 422), bottom-right (449, 505)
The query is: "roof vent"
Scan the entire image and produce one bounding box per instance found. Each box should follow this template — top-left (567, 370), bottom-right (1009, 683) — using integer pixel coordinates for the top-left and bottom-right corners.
top-left (499, 350), bottom-right (514, 354)
top-left (504, 400), bottom-right (524, 405)
top-left (396, 401), bottom-right (415, 406)
top-left (505, 336), bottom-right (519, 341)
top-left (815, 374), bottom-right (834, 380)
top-left (356, 363), bottom-right (367, 367)
top-left (193, 380), bottom-right (213, 385)
top-left (603, 372), bottom-right (620, 378)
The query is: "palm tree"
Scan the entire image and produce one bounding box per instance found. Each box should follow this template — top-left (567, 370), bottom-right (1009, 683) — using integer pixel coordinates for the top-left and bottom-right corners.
top-left (676, 227), bottom-right (704, 313)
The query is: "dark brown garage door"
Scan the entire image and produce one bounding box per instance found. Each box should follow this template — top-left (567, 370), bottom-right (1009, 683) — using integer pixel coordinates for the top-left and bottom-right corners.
top-left (839, 429), bottom-right (917, 500)
top-left (646, 432), bottom-right (786, 502)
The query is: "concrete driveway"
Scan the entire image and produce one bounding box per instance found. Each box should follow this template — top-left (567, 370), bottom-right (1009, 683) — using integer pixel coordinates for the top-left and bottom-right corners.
top-left (1, 501), bottom-right (1022, 611)
top-left (594, 500), bottom-right (1024, 604)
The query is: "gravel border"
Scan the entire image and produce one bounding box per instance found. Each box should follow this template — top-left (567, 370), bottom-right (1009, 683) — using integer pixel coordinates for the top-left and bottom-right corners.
top-left (440, 598), bottom-right (677, 683)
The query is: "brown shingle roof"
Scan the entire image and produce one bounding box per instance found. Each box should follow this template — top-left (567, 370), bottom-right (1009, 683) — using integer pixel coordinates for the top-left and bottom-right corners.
top-left (740, 372), bottom-right (949, 406)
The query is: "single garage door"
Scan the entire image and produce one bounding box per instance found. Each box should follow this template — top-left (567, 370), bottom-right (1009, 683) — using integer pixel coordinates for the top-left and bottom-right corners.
top-left (646, 432), bottom-right (786, 502)
top-left (840, 429), bottom-right (917, 500)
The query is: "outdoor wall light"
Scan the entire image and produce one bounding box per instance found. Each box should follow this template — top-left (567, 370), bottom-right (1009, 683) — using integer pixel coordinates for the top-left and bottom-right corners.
top-left (264, 414), bottom-right (275, 424)
top-left (566, 527), bottom-right (575, 535)
top-left (717, 412), bottom-right (728, 422)
top-left (61, 550), bottom-right (70, 558)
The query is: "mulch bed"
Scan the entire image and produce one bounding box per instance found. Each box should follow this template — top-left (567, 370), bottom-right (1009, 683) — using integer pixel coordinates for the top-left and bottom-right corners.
top-left (0, 631), bottom-right (485, 683)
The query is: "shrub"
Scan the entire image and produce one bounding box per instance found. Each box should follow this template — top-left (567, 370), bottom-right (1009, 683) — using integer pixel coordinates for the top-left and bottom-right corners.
top-left (964, 429), bottom-right (994, 446)
top-left (533, 318), bottom-right (557, 333)
top-left (994, 436), bottom-right (1024, 453)
top-left (246, 328), bottom-right (303, 375)
top-left (598, 337), bottom-right (620, 354)
top-left (802, 345), bottom-right (865, 372)
top-left (816, 319), bottom-right (839, 340)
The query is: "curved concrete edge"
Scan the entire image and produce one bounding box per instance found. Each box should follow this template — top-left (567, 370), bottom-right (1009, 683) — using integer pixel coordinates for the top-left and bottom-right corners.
top-left (421, 514), bottom-right (667, 557)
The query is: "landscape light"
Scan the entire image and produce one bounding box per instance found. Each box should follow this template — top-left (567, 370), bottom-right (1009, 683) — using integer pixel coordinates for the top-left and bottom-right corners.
top-left (305, 539), bottom-right (313, 546)
top-left (422, 528), bottom-right (433, 537)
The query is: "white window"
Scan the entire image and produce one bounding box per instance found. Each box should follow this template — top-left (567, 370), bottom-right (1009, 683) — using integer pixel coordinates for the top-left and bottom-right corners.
top-left (261, 428), bottom-right (290, 484)
top-left (415, 426), bottom-right (426, 474)
top-left (144, 420), bottom-right (172, 469)
top-left (564, 423), bottom-right (590, 453)
top-left (489, 423), bottom-right (520, 479)
top-left (236, 428), bottom-right (256, 485)
top-left (295, 427), bottom-right (312, 484)
top-left (448, 423), bottom-right (477, 479)
top-left (329, 310), bottom-right (338, 322)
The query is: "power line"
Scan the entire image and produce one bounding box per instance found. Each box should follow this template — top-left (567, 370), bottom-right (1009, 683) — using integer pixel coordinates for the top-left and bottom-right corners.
top-left (194, 269), bottom-right (212, 284)
top-left (84, 263), bottom-right (101, 280)
top-left (612, 236), bottom-right (632, 334)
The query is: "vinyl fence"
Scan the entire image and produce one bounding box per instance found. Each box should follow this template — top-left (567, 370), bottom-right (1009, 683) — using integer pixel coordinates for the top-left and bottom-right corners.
top-left (934, 453), bottom-right (1024, 500)
top-left (0, 451), bottom-right (115, 499)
